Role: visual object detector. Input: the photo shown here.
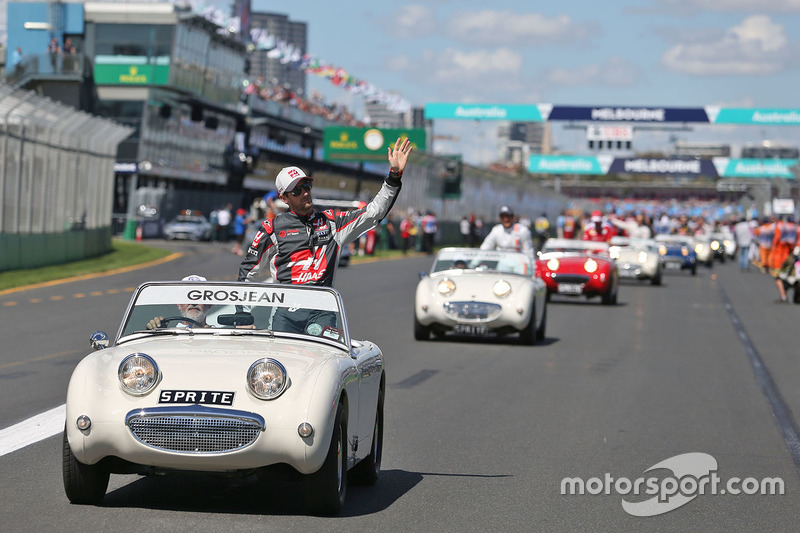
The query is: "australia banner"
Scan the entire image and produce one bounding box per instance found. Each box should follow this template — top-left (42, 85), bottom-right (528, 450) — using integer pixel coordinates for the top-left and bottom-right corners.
top-left (528, 155), bottom-right (798, 178)
top-left (426, 103), bottom-right (800, 125)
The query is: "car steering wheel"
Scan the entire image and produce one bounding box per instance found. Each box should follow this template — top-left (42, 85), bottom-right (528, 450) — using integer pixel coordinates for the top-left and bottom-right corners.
top-left (158, 316), bottom-right (204, 328)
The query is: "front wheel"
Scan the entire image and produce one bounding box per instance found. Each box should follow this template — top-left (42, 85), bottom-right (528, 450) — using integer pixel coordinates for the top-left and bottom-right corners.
top-left (414, 315), bottom-right (430, 341)
top-left (304, 403), bottom-right (347, 516)
top-left (518, 305), bottom-right (537, 345)
top-left (601, 288), bottom-right (616, 305)
top-left (350, 387), bottom-right (384, 485)
top-left (535, 302), bottom-right (547, 341)
top-left (62, 430), bottom-right (109, 504)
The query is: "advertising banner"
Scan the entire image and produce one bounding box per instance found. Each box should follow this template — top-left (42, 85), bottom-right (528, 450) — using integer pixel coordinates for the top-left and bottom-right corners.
top-left (424, 103), bottom-right (544, 121)
top-left (323, 127), bottom-right (426, 161)
top-left (425, 103), bottom-right (800, 125)
top-left (712, 158), bottom-right (798, 178)
top-left (528, 155), bottom-right (613, 175)
top-left (93, 56), bottom-right (170, 85)
top-left (528, 155), bottom-right (798, 178)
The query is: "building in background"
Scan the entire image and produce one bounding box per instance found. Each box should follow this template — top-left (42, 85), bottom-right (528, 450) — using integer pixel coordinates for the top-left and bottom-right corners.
top-left (248, 11), bottom-right (306, 96)
top-left (673, 141), bottom-right (731, 158)
top-left (496, 121), bottom-right (552, 166)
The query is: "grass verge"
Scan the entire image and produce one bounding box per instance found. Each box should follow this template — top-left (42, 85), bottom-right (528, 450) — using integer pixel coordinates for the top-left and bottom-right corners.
top-left (0, 240), bottom-right (173, 291)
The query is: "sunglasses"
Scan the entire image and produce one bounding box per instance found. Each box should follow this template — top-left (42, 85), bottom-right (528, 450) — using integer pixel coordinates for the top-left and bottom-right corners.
top-left (288, 181), bottom-right (312, 197)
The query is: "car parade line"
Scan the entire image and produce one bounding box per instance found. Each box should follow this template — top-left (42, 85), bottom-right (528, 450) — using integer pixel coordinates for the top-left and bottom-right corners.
top-left (0, 404), bottom-right (65, 458)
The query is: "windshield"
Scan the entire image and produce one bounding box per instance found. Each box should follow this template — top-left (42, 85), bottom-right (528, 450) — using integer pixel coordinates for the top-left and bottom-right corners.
top-left (432, 248), bottom-right (533, 276)
top-left (541, 243), bottom-right (609, 256)
top-left (118, 282), bottom-right (348, 347)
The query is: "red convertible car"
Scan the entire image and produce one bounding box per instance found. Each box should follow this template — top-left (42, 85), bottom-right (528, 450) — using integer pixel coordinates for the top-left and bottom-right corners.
top-left (537, 239), bottom-right (619, 305)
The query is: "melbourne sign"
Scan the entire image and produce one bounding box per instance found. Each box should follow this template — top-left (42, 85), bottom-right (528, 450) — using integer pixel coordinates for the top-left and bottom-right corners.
top-left (322, 127), bottom-right (426, 161)
top-left (426, 103), bottom-right (800, 125)
top-left (528, 155), bottom-right (798, 178)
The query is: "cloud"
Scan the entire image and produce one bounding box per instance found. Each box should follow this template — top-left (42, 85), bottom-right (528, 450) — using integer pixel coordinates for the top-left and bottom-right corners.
top-left (387, 47), bottom-right (533, 102)
top-left (384, 6), bottom-right (437, 38)
top-left (446, 10), bottom-right (599, 47)
top-left (661, 15), bottom-right (793, 75)
top-left (542, 57), bottom-right (644, 88)
top-left (650, 0), bottom-right (800, 15)
top-left (396, 47), bottom-right (524, 83)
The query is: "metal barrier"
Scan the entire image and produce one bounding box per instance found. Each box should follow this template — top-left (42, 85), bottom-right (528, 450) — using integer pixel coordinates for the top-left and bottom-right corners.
top-left (0, 82), bottom-right (134, 271)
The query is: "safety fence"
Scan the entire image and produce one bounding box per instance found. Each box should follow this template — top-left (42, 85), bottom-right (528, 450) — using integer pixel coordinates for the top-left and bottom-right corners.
top-left (0, 82), bottom-right (133, 271)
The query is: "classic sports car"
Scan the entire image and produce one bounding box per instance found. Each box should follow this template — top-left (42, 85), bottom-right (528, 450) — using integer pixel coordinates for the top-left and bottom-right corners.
top-left (414, 247), bottom-right (547, 344)
top-left (608, 236), bottom-right (663, 285)
top-left (655, 234), bottom-right (698, 275)
top-left (692, 236), bottom-right (715, 267)
top-left (162, 211), bottom-right (213, 241)
top-left (706, 232), bottom-right (732, 263)
top-left (537, 239), bottom-right (619, 305)
top-left (63, 281), bottom-right (384, 516)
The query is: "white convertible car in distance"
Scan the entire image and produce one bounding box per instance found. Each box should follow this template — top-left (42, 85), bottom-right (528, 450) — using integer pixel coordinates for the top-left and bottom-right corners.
top-left (63, 281), bottom-right (384, 516)
top-left (414, 247), bottom-right (547, 344)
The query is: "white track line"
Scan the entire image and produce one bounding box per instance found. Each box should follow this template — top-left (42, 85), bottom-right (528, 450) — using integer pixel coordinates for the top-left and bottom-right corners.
top-left (0, 405), bottom-right (66, 457)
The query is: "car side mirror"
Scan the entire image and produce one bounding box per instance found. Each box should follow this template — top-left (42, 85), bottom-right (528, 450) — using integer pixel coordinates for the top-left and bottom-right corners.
top-left (90, 331), bottom-right (109, 350)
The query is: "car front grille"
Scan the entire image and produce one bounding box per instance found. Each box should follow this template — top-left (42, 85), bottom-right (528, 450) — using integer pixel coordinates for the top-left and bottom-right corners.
top-left (126, 406), bottom-right (265, 454)
top-left (443, 301), bottom-right (502, 321)
top-left (552, 274), bottom-right (591, 284)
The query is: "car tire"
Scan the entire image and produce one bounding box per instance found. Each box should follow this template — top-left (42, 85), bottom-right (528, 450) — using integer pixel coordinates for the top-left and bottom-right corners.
top-left (62, 429), bottom-right (109, 504)
top-left (350, 386), bottom-right (383, 485)
top-left (691, 265), bottom-right (697, 276)
top-left (535, 302), bottom-right (547, 341)
top-left (518, 306), bottom-right (537, 345)
top-left (305, 402), bottom-right (347, 516)
top-left (601, 288), bottom-right (615, 305)
top-left (414, 316), bottom-right (430, 341)
top-left (651, 269), bottom-right (662, 286)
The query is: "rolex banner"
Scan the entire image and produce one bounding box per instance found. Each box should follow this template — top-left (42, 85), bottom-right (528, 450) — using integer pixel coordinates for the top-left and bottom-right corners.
top-left (323, 127), bottom-right (426, 162)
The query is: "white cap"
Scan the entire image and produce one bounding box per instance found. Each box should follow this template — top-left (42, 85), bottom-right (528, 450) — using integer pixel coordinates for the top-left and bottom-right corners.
top-left (275, 166), bottom-right (311, 195)
top-left (181, 274), bottom-right (207, 282)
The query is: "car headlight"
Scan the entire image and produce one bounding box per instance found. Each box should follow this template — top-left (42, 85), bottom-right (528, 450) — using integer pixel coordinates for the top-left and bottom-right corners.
top-left (546, 257), bottom-right (560, 270)
top-left (658, 245), bottom-right (667, 256)
top-left (710, 241), bottom-right (720, 251)
top-left (492, 279), bottom-right (512, 298)
top-left (119, 353), bottom-right (160, 396)
top-left (724, 239), bottom-right (733, 248)
top-left (247, 358), bottom-right (288, 400)
top-left (638, 251), bottom-right (648, 264)
top-left (694, 243), bottom-right (704, 253)
top-left (584, 258), bottom-right (598, 273)
top-left (681, 246), bottom-right (689, 256)
top-left (437, 279), bottom-right (456, 297)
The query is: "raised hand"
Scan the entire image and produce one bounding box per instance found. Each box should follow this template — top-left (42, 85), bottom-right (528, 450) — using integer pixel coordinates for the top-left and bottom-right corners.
top-left (387, 137), bottom-right (413, 174)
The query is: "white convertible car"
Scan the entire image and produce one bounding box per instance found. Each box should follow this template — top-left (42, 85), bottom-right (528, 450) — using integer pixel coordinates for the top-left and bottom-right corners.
top-left (63, 281), bottom-right (384, 516)
top-left (414, 247), bottom-right (547, 344)
top-left (608, 236), bottom-right (663, 285)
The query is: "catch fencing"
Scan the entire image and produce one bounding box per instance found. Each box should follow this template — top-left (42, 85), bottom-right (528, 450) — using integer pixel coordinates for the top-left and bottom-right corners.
top-left (0, 82), bottom-right (133, 271)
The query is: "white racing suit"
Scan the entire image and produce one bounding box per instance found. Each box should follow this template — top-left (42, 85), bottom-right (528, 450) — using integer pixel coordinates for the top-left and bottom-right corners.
top-left (238, 173), bottom-right (402, 287)
top-left (480, 223), bottom-right (534, 254)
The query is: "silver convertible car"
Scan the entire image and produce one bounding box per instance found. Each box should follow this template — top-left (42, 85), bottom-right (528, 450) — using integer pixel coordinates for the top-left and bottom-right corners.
top-left (414, 247), bottom-right (547, 344)
top-left (63, 281), bottom-right (384, 516)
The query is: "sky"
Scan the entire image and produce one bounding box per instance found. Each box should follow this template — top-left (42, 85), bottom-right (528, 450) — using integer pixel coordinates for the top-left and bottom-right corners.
top-left (217, 0), bottom-right (800, 166)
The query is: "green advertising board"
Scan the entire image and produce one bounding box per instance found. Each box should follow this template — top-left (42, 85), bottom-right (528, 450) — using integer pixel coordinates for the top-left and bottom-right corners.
top-left (93, 56), bottom-right (170, 85)
top-left (323, 127), bottom-right (426, 161)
